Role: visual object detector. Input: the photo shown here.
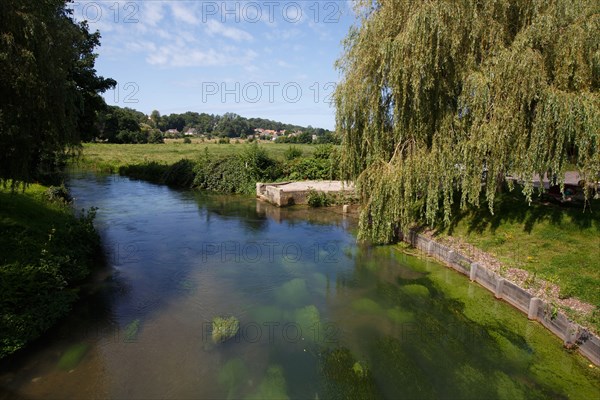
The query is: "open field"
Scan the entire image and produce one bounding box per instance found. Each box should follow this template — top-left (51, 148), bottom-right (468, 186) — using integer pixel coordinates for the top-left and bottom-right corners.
top-left (77, 141), bottom-right (318, 172)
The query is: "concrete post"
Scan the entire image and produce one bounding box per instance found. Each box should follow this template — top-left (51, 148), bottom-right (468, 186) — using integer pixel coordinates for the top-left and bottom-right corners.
top-left (342, 204), bottom-right (349, 213)
top-left (447, 250), bottom-right (455, 262)
top-left (495, 278), bottom-right (505, 299)
top-left (427, 240), bottom-right (435, 255)
top-left (469, 263), bottom-right (478, 281)
top-left (528, 297), bottom-right (540, 320)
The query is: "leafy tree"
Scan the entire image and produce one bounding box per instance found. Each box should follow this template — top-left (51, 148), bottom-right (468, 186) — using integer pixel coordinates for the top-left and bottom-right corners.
top-left (335, 0), bottom-right (600, 243)
top-left (0, 0), bottom-right (115, 185)
top-left (96, 106), bottom-right (143, 142)
top-left (150, 110), bottom-right (161, 128)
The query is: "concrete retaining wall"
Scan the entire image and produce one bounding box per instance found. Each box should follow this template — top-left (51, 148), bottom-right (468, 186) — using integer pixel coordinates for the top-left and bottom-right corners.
top-left (400, 231), bottom-right (600, 366)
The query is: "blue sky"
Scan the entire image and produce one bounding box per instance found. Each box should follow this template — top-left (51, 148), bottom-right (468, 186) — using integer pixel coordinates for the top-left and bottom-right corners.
top-left (71, 1), bottom-right (355, 130)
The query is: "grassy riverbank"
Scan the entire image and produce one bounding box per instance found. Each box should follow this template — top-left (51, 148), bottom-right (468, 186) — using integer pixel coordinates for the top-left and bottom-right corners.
top-left (432, 191), bottom-right (600, 332)
top-left (0, 183), bottom-right (100, 358)
top-left (77, 141), bottom-right (339, 195)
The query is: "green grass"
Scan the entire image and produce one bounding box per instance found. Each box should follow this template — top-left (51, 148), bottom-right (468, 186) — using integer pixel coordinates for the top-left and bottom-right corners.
top-left (436, 191), bottom-right (600, 310)
top-left (0, 183), bottom-right (99, 357)
top-left (0, 183), bottom-right (72, 264)
top-left (77, 141), bottom-right (317, 172)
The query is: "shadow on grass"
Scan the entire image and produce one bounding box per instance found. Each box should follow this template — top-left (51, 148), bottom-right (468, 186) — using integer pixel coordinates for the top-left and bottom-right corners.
top-left (441, 186), bottom-right (600, 236)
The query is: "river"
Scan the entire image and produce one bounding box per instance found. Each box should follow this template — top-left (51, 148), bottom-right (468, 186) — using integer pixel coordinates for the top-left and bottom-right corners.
top-left (0, 173), bottom-right (598, 399)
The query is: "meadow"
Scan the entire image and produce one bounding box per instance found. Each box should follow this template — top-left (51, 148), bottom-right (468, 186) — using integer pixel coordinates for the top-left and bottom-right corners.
top-left (78, 140), bottom-right (317, 172)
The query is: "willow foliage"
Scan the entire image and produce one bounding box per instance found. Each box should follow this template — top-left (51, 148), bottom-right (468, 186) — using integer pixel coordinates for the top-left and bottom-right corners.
top-left (0, 0), bottom-right (115, 186)
top-left (335, 0), bottom-right (600, 243)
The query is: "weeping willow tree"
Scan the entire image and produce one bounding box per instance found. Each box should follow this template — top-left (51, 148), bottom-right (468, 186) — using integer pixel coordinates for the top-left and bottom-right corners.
top-left (335, 0), bottom-right (600, 244)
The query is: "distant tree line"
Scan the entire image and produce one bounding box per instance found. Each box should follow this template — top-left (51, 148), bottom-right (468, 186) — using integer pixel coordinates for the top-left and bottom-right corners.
top-left (93, 106), bottom-right (338, 144)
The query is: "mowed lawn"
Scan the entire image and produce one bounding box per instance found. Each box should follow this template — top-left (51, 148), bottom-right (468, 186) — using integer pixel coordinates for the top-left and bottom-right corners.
top-left (437, 191), bottom-right (600, 309)
top-left (78, 140), bottom-right (317, 171)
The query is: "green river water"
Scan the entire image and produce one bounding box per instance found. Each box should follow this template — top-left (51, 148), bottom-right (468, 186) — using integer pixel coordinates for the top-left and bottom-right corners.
top-left (0, 173), bottom-right (598, 399)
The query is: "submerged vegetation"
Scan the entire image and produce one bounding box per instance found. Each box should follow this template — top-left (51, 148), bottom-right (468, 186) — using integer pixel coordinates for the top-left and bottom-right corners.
top-left (335, 0), bottom-right (600, 243)
top-left (0, 183), bottom-right (100, 358)
top-left (212, 316), bottom-right (240, 344)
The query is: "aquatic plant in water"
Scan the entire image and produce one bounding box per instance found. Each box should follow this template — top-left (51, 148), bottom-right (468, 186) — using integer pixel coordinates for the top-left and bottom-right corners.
top-left (293, 305), bottom-right (321, 342)
top-left (124, 319), bottom-right (141, 342)
top-left (246, 365), bottom-right (289, 400)
top-left (401, 284), bottom-right (430, 297)
top-left (212, 316), bottom-right (240, 343)
top-left (57, 343), bottom-right (89, 370)
top-left (351, 298), bottom-right (383, 314)
top-left (274, 278), bottom-right (310, 306)
top-left (319, 347), bottom-right (381, 399)
top-left (218, 358), bottom-right (248, 400)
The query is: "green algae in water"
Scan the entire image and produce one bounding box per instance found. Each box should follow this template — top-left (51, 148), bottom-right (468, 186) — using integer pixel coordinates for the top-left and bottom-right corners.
top-left (352, 298), bottom-right (383, 314)
top-left (352, 361), bottom-right (366, 378)
top-left (293, 305), bottom-right (321, 342)
top-left (124, 319), bottom-right (141, 342)
top-left (385, 307), bottom-right (414, 324)
top-left (246, 365), bottom-right (289, 400)
top-left (320, 347), bottom-right (381, 399)
top-left (311, 272), bottom-right (328, 296)
top-left (218, 358), bottom-right (248, 400)
top-left (274, 278), bottom-right (309, 306)
top-left (494, 371), bottom-right (526, 400)
top-left (57, 343), bottom-right (89, 370)
top-left (212, 316), bottom-right (240, 344)
top-left (250, 305), bottom-right (284, 325)
top-left (400, 284), bottom-right (430, 297)
top-left (370, 336), bottom-right (437, 399)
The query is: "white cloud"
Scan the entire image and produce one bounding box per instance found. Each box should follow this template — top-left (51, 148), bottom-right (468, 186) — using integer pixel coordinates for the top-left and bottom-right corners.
top-left (205, 20), bottom-right (253, 42)
top-left (143, 2), bottom-right (165, 27)
top-left (146, 44), bottom-right (257, 68)
top-left (265, 28), bottom-right (302, 41)
top-left (170, 2), bottom-right (200, 25)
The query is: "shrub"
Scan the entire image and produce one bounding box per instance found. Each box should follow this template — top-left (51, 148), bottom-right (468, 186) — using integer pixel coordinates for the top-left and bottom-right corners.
top-left (284, 146), bottom-right (303, 160)
top-left (313, 144), bottom-right (334, 160)
top-left (285, 157), bottom-right (331, 180)
top-left (307, 189), bottom-right (332, 207)
top-left (148, 130), bottom-right (164, 144)
top-left (183, 137), bottom-right (192, 144)
top-left (218, 137), bottom-right (230, 144)
top-left (192, 144), bottom-right (280, 194)
top-left (163, 159), bottom-right (196, 188)
top-left (0, 205), bottom-right (99, 358)
top-left (45, 184), bottom-right (72, 203)
top-left (119, 161), bottom-right (169, 183)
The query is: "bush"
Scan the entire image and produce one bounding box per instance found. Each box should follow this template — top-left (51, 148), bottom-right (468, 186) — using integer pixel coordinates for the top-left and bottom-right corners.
top-left (163, 159), bottom-right (196, 188)
top-left (0, 202), bottom-right (99, 358)
top-left (116, 130), bottom-right (147, 144)
top-left (45, 184), bottom-right (72, 203)
top-left (119, 161), bottom-right (169, 183)
top-left (307, 189), bottom-right (333, 207)
top-left (183, 137), bottom-right (192, 144)
top-left (284, 146), bottom-right (303, 160)
top-left (218, 137), bottom-right (230, 144)
top-left (285, 157), bottom-right (332, 180)
top-left (148, 130), bottom-right (164, 144)
top-left (192, 144), bottom-right (281, 194)
top-left (193, 155), bottom-right (251, 193)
